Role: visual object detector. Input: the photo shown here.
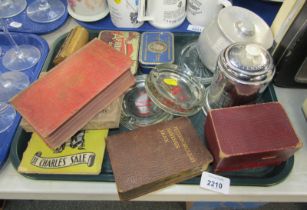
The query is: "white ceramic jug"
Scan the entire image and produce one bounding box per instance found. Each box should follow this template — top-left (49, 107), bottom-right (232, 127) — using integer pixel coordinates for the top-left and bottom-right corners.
top-left (187, 0), bottom-right (232, 27)
top-left (67, 0), bottom-right (109, 22)
top-left (137, 0), bottom-right (186, 29)
top-left (107, 0), bottom-right (144, 28)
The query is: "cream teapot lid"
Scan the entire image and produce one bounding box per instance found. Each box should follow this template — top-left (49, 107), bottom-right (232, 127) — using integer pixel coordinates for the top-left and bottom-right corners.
top-left (217, 6), bottom-right (274, 49)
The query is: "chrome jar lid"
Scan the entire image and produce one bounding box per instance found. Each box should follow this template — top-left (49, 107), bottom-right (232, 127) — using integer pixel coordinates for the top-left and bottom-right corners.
top-left (218, 42), bottom-right (275, 84)
top-left (218, 6), bottom-right (273, 49)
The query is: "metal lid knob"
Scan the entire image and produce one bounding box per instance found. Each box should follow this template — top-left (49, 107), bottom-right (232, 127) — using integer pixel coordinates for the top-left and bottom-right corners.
top-left (219, 42), bottom-right (275, 84)
top-left (218, 6), bottom-right (273, 49)
top-left (235, 20), bottom-right (255, 37)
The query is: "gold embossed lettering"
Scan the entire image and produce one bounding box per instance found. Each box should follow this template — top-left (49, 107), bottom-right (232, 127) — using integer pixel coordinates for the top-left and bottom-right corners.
top-left (159, 129), bottom-right (169, 143)
top-left (173, 126), bottom-right (196, 163)
top-left (167, 127), bottom-right (180, 149)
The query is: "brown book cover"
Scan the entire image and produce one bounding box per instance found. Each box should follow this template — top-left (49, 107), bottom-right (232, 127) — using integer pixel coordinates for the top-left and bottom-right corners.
top-left (205, 102), bottom-right (303, 172)
top-left (11, 38), bottom-right (135, 149)
top-left (107, 117), bottom-right (213, 200)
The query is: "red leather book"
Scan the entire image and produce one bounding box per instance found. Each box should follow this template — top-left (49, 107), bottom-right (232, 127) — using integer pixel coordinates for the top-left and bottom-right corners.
top-left (205, 102), bottom-right (303, 172)
top-left (11, 38), bottom-right (135, 148)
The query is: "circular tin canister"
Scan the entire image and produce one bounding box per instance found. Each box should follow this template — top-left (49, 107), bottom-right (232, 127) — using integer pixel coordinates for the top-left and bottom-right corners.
top-left (203, 42), bottom-right (275, 114)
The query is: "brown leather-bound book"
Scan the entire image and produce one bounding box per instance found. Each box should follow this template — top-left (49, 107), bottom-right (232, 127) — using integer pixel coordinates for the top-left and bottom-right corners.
top-left (11, 38), bottom-right (135, 149)
top-left (107, 117), bottom-right (213, 200)
top-left (205, 102), bottom-right (303, 172)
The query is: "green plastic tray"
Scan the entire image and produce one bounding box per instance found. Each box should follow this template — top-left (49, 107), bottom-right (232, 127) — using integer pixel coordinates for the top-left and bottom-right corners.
top-left (9, 31), bottom-right (294, 186)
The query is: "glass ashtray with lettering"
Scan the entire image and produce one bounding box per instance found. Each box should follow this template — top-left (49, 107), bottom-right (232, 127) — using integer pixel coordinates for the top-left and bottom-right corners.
top-left (145, 64), bottom-right (206, 117)
top-left (120, 75), bottom-right (173, 130)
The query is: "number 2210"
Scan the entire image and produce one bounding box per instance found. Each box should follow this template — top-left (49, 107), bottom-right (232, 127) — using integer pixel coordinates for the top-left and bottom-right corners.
top-left (207, 180), bottom-right (223, 189)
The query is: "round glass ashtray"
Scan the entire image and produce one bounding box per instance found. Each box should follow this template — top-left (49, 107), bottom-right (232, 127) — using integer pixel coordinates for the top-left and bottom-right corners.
top-left (145, 64), bottom-right (206, 116)
top-left (121, 75), bottom-right (173, 130)
top-left (178, 41), bottom-right (213, 87)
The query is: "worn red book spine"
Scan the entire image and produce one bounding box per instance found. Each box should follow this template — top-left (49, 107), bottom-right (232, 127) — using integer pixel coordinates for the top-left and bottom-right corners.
top-left (11, 38), bottom-right (134, 148)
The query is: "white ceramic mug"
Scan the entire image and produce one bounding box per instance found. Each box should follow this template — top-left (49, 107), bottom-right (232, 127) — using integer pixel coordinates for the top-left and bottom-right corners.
top-left (107, 0), bottom-right (144, 28)
top-left (67, 0), bottom-right (109, 22)
top-left (137, 0), bottom-right (186, 29)
top-left (187, 0), bottom-right (231, 27)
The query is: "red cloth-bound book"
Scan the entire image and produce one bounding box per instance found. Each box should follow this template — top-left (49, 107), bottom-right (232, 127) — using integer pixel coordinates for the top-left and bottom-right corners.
top-left (205, 102), bottom-right (303, 172)
top-left (11, 38), bottom-right (135, 149)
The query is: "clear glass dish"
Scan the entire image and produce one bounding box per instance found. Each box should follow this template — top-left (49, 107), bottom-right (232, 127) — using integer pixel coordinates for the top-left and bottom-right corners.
top-left (145, 64), bottom-right (206, 116)
top-left (121, 75), bottom-right (173, 130)
top-left (178, 41), bottom-right (213, 87)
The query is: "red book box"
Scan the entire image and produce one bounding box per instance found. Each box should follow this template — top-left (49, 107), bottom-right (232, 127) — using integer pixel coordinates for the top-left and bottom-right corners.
top-left (205, 102), bottom-right (303, 172)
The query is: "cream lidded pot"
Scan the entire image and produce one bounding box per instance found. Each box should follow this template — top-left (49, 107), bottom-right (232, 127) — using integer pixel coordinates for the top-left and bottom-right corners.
top-left (197, 6), bottom-right (274, 72)
top-left (203, 42), bottom-right (275, 114)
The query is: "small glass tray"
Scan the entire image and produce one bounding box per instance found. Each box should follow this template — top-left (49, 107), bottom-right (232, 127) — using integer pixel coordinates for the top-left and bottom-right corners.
top-left (121, 75), bottom-right (173, 130)
top-left (9, 31), bottom-right (294, 186)
top-left (145, 64), bottom-right (206, 116)
top-left (0, 32), bottom-right (49, 168)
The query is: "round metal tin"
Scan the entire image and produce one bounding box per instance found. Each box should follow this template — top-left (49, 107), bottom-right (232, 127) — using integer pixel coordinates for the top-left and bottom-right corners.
top-left (221, 42), bottom-right (275, 84)
top-left (121, 75), bottom-right (173, 130)
top-left (202, 42), bottom-right (275, 115)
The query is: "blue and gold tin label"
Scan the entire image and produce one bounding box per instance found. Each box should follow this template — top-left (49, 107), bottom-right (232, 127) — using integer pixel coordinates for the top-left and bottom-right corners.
top-left (139, 32), bottom-right (174, 67)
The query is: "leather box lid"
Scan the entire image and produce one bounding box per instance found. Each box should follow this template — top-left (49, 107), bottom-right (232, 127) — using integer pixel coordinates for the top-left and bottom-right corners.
top-left (205, 102), bottom-right (303, 172)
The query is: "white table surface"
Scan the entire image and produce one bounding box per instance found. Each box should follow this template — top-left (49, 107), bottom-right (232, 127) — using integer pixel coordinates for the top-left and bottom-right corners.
top-left (0, 18), bottom-right (307, 202)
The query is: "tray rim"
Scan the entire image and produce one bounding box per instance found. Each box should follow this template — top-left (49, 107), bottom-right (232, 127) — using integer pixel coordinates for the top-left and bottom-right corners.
top-left (74, 1), bottom-right (281, 32)
top-left (1, 0), bottom-right (68, 35)
top-left (8, 31), bottom-right (294, 186)
top-left (0, 32), bottom-right (49, 169)
top-left (9, 125), bottom-right (295, 186)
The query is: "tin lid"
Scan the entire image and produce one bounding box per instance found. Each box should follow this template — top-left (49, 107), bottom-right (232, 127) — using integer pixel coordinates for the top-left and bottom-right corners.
top-left (121, 75), bottom-right (173, 130)
top-left (145, 64), bottom-right (206, 116)
top-left (139, 32), bottom-right (174, 66)
top-left (220, 42), bottom-right (275, 84)
top-left (218, 6), bottom-right (273, 49)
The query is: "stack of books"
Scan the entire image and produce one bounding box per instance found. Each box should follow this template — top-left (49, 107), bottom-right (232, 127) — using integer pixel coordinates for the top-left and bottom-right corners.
top-left (11, 38), bottom-right (135, 149)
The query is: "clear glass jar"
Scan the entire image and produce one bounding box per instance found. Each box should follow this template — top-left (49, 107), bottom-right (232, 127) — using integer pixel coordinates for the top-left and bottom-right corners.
top-left (203, 42), bottom-right (275, 114)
